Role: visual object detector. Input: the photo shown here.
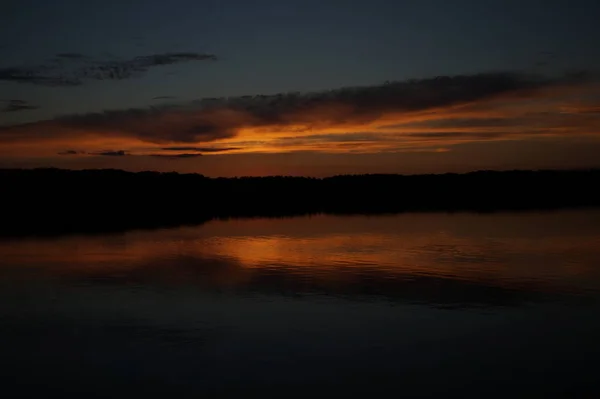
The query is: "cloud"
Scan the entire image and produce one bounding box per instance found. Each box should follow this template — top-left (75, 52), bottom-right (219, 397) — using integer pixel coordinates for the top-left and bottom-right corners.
top-left (55, 147), bottom-right (236, 157)
top-left (43, 105), bottom-right (240, 143)
top-left (0, 52), bottom-right (217, 86)
top-left (152, 96), bottom-right (176, 100)
top-left (1, 70), bottom-right (599, 155)
top-left (160, 146), bottom-right (241, 153)
top-left (149, 153), bottom-right (203, 159)
top-left (91, 150), bottom-right (130, 156)
top-left (69, 52), bottom-right (217, 83)
top-left (132, 52), bottom-right (217, 66)
top-left (0, 66), bottom-right (81, 86)
top-left (559, 105), bottom-right (600, 115)
top-left (57, 150), bottom-right (81, 155)
top-left (397, 117), bottom-right (521, 129)
top-left (405, 131), bottom-right (508, 140)
top-left (1, 99), bottom-right (40, 112)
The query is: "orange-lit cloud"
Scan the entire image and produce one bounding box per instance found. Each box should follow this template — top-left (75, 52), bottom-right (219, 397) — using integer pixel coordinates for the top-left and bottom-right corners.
top-left (1, 70), bottom-right (599, 157)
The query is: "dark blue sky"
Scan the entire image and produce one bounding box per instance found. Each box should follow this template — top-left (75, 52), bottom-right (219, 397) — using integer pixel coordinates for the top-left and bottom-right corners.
top-left (1, 0), bottom-right (600, 176)
top-left (2, 0), bottom-right (600, 122)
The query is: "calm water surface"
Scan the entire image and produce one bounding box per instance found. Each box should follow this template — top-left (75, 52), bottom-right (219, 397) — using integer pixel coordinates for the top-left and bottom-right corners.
top-left (2, 210), bottom-right (600, 397)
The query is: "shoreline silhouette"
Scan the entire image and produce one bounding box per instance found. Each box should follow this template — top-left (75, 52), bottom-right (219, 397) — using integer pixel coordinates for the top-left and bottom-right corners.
top-left (2, 167), bottom-right (600, 238)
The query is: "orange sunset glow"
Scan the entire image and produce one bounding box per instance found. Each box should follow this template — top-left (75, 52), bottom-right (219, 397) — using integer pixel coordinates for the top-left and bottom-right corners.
top-left (5, 2), bottom-right (600, 396)
top-left (2, 72), bottom-right (600, 176)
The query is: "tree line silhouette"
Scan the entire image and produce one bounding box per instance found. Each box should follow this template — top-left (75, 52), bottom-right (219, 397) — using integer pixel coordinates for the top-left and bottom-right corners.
top-left (2, 168), bottom-right (599, 237)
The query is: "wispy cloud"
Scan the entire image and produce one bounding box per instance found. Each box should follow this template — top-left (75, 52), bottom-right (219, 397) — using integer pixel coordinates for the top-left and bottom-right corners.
top-left (57, 150), bottom-right (81, 155)
top-left (152, 96), bottom-right (177, 100)
top-left (0, 52), bottom-right (217, 87)
top-left (0, 66), bottom-right (81, 86)
top-left (55, 147), bottom-right (226, 158)
top-left (160, 146), bottom-right (241, 153)
top-left (91, 150), bottom-right (130, 156)
top-left (1, 99), bottom-right (39, 113)
top-left (149, 153), bottom-right (203, 159)
top-left (1, 71), bottom-right (599, 155)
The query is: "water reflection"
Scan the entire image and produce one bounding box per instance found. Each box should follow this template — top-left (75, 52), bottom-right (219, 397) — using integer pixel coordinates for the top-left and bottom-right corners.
top-left (2, 210), bottom-right (600, 307)
top-left (2, 210), bottom-right (600, 397)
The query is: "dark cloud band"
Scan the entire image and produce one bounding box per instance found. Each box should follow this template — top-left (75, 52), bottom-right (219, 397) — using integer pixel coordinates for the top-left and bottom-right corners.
top-left (0, 52), bottom-right (217, 87)
top-left (2, 70), bottom-right (598, 149)
top-left (1, 99), bottom-right (40, 113)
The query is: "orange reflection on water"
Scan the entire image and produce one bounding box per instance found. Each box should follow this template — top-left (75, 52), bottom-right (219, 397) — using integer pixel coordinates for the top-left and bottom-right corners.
top-left (2, 210), bottom-right (600, 301)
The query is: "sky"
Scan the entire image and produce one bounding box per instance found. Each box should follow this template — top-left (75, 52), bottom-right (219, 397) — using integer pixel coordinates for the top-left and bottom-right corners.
top-left (1, 0), bottom-right (600, 176)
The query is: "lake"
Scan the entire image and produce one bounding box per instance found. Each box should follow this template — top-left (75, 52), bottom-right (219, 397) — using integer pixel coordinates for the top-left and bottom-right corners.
top-left (1, 210), bottom-right (600, 398)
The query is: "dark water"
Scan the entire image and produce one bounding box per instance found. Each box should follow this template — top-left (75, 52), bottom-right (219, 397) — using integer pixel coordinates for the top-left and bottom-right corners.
top-left (2, 210), bottom-right (600, 398)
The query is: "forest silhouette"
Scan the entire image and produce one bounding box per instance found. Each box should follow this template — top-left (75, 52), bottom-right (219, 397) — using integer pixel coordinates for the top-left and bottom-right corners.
top-left (2, 168), bottom-right (599, 237)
